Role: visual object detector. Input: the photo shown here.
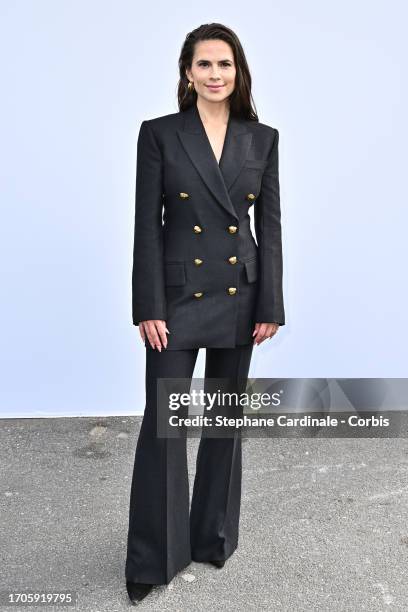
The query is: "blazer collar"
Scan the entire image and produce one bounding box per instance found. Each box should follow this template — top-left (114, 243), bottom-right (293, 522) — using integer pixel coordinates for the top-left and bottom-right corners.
top-left (177, 103), bottom-right (253, 220)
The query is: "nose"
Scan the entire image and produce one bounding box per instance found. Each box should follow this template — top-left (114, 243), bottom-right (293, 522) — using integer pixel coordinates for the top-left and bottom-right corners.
top-left (209, 68), bottom-right (221, 79)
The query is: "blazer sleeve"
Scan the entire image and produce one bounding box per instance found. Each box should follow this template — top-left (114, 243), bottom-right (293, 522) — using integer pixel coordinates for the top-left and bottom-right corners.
top-left (254, 128), bottom-right (285, 325)
top-left (132, 120), bottom-right (167, 325)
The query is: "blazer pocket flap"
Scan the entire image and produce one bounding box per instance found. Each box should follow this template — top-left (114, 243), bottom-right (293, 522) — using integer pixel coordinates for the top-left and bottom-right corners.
top-left (244, 259), bottom-right (258, 283)
top-left (244, 159), bottom-right (268, 170)
top-left (164, 262), bottom-right (186, 286)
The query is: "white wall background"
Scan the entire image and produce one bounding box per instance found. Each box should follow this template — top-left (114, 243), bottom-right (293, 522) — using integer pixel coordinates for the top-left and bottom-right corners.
top-left (1, 1), bottom-right (407, 418)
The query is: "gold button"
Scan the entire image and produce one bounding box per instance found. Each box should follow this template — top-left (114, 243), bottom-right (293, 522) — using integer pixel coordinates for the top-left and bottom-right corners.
top-left (228, 225), bottom-right (238, 234)
top-left (179, 192), bottom-right (189, 199)
top-left (193, 225), bottom-right (202, 233)
top-left (194, 258), bottom-right (203, 266)
top-left (227, 287), bottom-right (237, 295)
top-left (194, 292), bottom-right (203, 298)
top-left (228, 256), bottom-right (237, 265)
top-left (246, 193), bottom-right (256, 202)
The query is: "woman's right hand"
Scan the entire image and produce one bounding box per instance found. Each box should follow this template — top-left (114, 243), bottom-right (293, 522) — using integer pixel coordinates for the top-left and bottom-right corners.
top-left (139, 320), bottom-right (170, 351)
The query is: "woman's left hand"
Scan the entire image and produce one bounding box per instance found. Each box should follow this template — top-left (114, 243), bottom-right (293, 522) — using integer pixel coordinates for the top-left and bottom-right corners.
top-left (252, 322), bottom-right (280, 345)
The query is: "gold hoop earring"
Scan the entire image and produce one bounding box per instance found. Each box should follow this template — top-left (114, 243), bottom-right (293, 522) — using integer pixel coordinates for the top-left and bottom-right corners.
top-left (187, 81), bottom-right (194, 92)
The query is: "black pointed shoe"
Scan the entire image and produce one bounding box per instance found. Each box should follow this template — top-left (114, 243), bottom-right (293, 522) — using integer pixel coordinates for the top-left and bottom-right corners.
top-left (126, 580), bottom-right (154, 605)
top-left (210, 559), bottom-right (225, 568)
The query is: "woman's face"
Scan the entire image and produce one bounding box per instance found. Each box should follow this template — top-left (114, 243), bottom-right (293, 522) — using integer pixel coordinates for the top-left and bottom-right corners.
top-left (185, 39), bottom-right (236, 105)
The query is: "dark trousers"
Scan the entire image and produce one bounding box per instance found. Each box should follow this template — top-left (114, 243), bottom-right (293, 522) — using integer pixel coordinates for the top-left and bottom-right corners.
top-left (125, 342), bottom-right (254, 585)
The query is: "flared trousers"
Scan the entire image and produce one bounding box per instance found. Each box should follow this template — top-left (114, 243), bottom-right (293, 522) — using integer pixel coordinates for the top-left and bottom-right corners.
top-left (125, 341), bottom-right (254, 585)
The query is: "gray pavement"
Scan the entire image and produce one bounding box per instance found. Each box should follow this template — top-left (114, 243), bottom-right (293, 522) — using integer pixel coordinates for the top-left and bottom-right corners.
top-left (1, 416), bottom-right (407, 611)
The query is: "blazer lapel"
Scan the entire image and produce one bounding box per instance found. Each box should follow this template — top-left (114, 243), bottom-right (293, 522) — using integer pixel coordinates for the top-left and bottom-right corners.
top-left (177, 104), bottom-right (253, 221)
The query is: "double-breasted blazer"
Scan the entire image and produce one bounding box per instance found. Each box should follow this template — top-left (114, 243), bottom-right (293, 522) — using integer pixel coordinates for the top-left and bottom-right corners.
top-left (131, 102), bottom-right (285, 350)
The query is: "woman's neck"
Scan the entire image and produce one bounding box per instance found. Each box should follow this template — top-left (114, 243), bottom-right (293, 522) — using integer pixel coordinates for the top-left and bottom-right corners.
top-left (196, 98), bottom-right (230, 126)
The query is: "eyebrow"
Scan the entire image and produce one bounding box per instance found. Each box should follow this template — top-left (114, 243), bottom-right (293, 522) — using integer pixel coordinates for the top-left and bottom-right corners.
top-left (195, 58), bottom-right (233, 63)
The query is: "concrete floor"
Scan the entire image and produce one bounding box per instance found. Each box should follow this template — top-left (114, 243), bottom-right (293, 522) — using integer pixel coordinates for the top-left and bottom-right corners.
top-left (1, 416), bottom-right (408, 611)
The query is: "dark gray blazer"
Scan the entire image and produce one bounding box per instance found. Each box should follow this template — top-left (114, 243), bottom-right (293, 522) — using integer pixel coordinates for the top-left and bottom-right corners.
top-left (132, 102), bottom-right (285, 350)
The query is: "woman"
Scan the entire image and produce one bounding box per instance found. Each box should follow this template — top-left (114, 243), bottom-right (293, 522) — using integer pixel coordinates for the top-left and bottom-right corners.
top-left (125, 22), bottom-right (285, 604)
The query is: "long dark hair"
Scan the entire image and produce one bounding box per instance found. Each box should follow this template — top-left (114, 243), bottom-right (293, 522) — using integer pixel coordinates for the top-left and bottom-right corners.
top-left (177, 23), bottom-right (259, 121)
